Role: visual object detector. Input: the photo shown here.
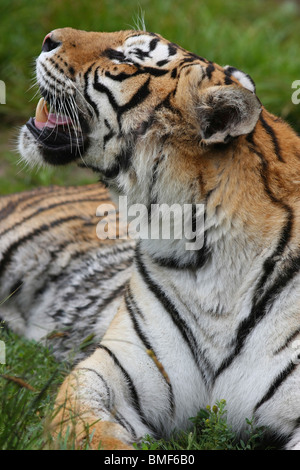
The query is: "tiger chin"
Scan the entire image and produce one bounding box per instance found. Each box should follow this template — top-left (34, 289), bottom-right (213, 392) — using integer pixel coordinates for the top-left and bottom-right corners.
top-left (6, 27), bottom-right (300, 450)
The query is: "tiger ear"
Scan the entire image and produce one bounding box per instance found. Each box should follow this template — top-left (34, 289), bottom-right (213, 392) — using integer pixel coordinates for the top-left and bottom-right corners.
top-left (223, 65), bottom-right (256, 93)
top-left (197, 84), bottom-right (262, 144)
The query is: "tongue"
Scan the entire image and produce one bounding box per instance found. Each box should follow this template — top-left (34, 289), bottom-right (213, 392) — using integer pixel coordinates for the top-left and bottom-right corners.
top-left (48, 113), bottom-right (72, 125)
top-left (34, 98), bottom-right (72, 130)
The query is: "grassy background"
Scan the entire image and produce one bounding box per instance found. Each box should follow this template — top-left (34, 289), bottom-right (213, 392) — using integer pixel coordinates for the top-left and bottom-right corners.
top-left (0, 0), bottom-right (299, 450)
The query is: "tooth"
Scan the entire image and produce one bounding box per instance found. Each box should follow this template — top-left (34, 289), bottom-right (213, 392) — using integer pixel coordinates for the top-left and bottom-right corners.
top-left (35, 98), bottom-right (48, 123)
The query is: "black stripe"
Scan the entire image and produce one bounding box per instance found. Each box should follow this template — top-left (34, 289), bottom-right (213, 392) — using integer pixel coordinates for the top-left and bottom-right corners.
top-left (171, 68), bottom-right (178, 79)
top-left (94, 72), bottom-right (151, 124)
top-left (49, 57), bottom-right (67, 76)
top-left (140, 66), bottom-right (169, 77)
top-left (87, 281), bottom-right (129, 319)
top-left (42, 234), bottom-right (132, 300)
top-left (105, 66), bottom-right (168, 83)
top-left (115, 146), bottom-right (133, 172)
top-left (0, 200), bottom-right (17, 221)
top-left (22, 185), bottom-right (103, 210)
top-left (17, 238), bottom-right (71, 307)
top-left (103, 119), bottom-right (116, 149)
top-left (135, 244), bottom-right (212, 386)
top-left (0, 185), bottom-right (64, 221)
top-left (274, 327), bottom-right (300, 355)
top-left (0, 215), bottom-right (85, 281)
top-left (40, 254), bottom-right (130, 307)
top-left (103, 48), bottom-right (126, 62)
top-left (9, 280), bottom-right (23, 297)
top-left (192, 205), bottom-right (210, 269)
top-left (105, 70), bottom-right (139, 82)
top-left (118, 75), bottom-right (151, 115)
top-left (215, 252), bottom-right (300, 381)
top-left (151, 243), bottom-right (210, 270)
top-left (125, 287), bottom-right (151, 350)
top-left (93, 73), bottom-right (121, 117)
top-left (178, 57), bottom-right (197, 67)
top-left (98, 344), bottom-right (157, 435)
top-left (186, 52), bottom-right (209, 63)
top-left (259, 114), bottom-right (284, 162)
top-left (148, 153), bottom-right (164, 208)
top-left (99, 163), bottom-right (121, 180)
top-left (98, 344), bottom-right (143, 412)
top-left (149, 38), bottom-right (160, 51)
top-left (168, 43), bottom-right (178, 56)
top-left (103, 129), bottom-right (115, 147)
top-left (134, 47), bottom-right (150, 60)
top-left (249, 148), bottom-right (293, 304)
top-left (214, 242), bottom-right (299, 381)
top-left (224, 76), bottom-right (233, 85)
top-left (125, 285), bottom-right (176, 415)
top-left (77, 367), bottom-right (113, 408)
top-left (39, 62), bottom-right (66, 88)
top-left (294, 417), bottom-right (300, 430)
top-left (148, 203), bottom-right (210, 270)
top-left (0, 197), bottom-right (103, 238)
top-left (154, 90), bottom-right (181, 115)
top-left (156, 59), bottom-right (169, 67)
top-left (205, 62), bottom-right (215, 79)
top-left (98, 147), bottom-right (133, 181)
top-left (114, 412), bottom-right (137, 440)
top-left (214, 147), bottom-right (295, 381)
top-left (39, 82), bottom-right (58, 101)
top-left (84, 64), bottom-right (99, 118)
top-left (0, 191), bottom-right (40, 221)
top-left (254, 361), bottom-right (298, 412)
top-left (246, 130), bottom-right (255, 145)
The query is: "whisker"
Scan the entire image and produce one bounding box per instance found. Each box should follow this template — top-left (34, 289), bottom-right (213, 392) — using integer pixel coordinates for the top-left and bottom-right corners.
top-left (67, 77), bottom-right (96, 119)
top-left (61, 96), bottom-right (74, 153)
top-left (28, 88), bottom-right (41, 103)
top-left (68, 96), bottom-right (87, 165)
top-left (29, 61), bottom-right (93, 167)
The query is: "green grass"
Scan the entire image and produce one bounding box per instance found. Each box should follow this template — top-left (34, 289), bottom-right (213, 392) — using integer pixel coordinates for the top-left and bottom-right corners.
top-left (136, 401), bottom-right (268, 451)
top-left (0, 125), bottom-right (96, 195)
top-left (0, 327), bottom-right (69, 450)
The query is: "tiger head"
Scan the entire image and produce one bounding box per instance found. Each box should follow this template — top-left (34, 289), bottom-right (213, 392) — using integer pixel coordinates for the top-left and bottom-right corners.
top-left (19, 28), bottom-right (300, 267)
top-left (19, 28), bottom-right (262, 203)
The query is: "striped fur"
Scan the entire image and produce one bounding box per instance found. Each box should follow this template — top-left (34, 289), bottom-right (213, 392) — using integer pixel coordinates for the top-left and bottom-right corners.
top-left (0, 184), bottom-right (134, 360)
top-left (5, 27), bottom-right (300, 449)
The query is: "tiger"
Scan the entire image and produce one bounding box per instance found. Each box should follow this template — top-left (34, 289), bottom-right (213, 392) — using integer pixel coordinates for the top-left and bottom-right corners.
top-left (0, 184), bottom-right (134, 360)
top-left (1, 26), bottom-right (300, 450)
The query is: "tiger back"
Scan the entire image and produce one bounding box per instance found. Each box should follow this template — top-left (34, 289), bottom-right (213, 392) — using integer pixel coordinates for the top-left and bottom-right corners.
top-left (0, 184), bottom-right (134, 359)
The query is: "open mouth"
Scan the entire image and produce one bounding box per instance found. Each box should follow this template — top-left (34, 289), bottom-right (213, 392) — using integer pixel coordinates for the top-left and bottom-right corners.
top-left (25, 95), bottom-right (90, 165)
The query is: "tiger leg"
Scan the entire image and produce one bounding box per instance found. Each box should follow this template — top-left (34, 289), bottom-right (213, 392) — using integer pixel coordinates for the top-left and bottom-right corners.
top-left (50, 302), bottom-right (173, 450)
top-left (50, 371), bottom-right (135, 450)
top-left (285, 429), bottom-right (300, 450)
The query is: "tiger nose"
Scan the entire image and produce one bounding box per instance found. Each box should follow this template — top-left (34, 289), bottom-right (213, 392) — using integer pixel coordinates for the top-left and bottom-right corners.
top-left (42, 32), bottom-right (61, 52)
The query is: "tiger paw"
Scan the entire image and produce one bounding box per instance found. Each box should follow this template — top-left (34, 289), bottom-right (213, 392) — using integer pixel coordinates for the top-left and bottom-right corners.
top-left (80, 421), bottom-right (135, 450)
